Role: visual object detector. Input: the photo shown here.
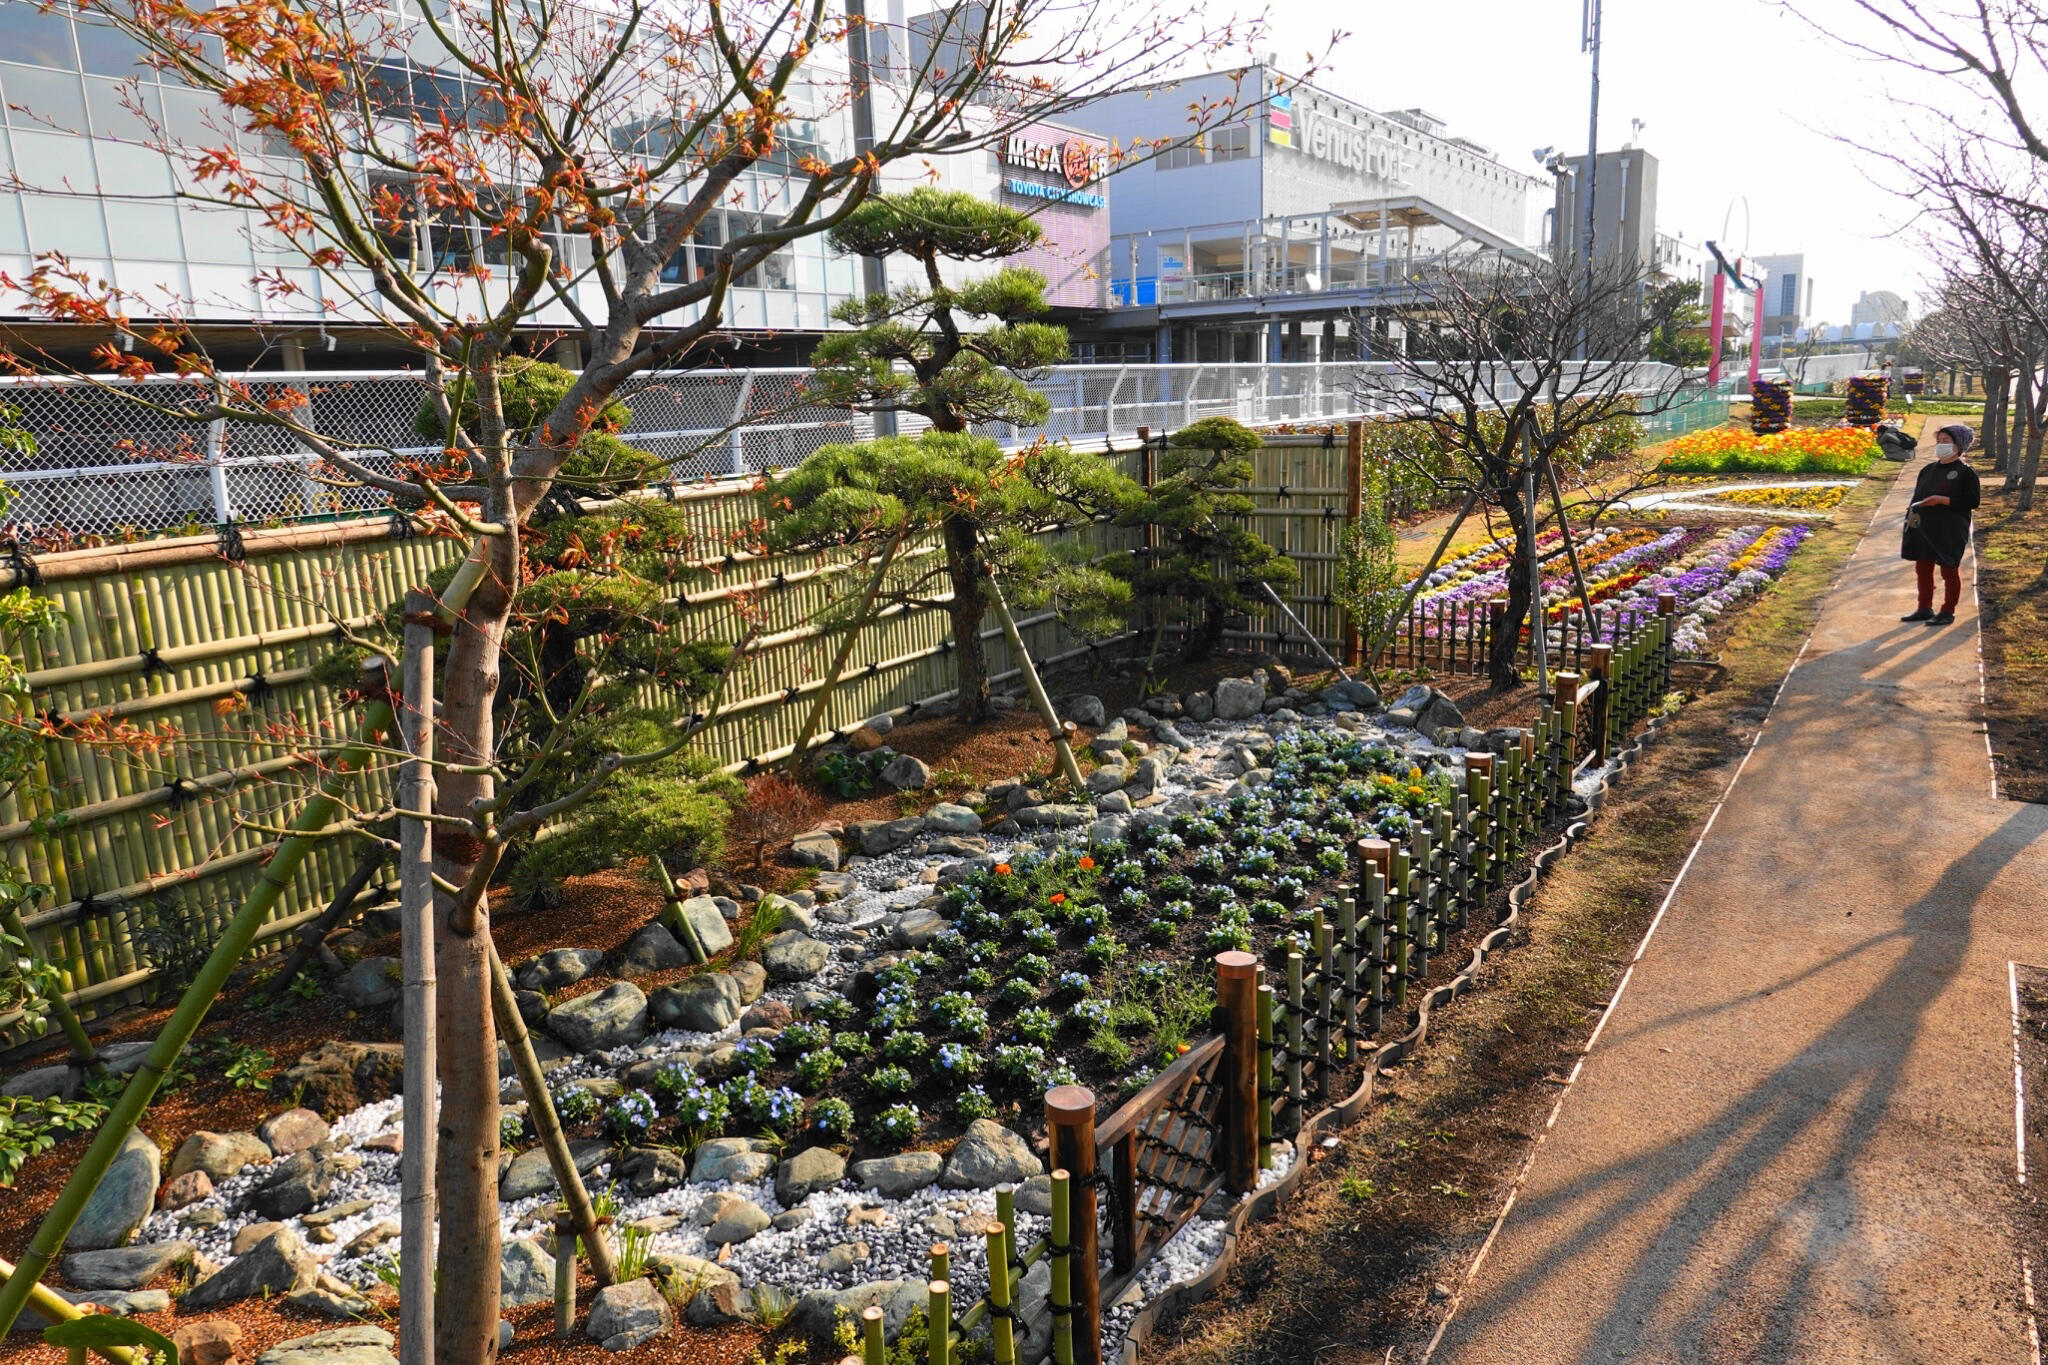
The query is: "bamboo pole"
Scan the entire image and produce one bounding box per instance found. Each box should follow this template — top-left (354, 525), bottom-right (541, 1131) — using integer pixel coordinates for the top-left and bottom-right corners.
top-left (984, 575), bottom-right (1086, 793)
top-left (984, 1221), bottom-right (1017, 1365)
top-left (780, 531), bottom-right (906, 778)
top-left (397, 594), bottom-right (437, 1365)
top-left (927, 1279), bottom-right (951, 1365)
top-left (0, 905), bottom-right (99, 1069)
top-left (487, 939), bottom-right (618, 1285)
top-left (0, 667), bottom-right (396, 1338)
top-left (0, 1253), bottom-right (138, 1364)
top-left (1048, 1171), bottom-right (1075, 1365)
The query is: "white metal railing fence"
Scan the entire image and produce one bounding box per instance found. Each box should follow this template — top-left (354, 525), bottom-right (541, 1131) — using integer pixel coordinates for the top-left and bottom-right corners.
top-left (0, 360), bottom-right (1696, 540)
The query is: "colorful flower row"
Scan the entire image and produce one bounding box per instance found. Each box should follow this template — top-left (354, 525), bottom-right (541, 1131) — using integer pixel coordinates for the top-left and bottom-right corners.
top-left (1707, 484), bottom-right (1847, 511)
top-left (1659, 425), bottom-right (1879, 476)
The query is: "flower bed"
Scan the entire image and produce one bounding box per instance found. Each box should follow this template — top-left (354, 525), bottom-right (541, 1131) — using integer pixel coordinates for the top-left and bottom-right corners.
top-left (1657, 425), bottom-right (1879, 476)
top-left (1706, 484), bottom-right (1848, 512)
top-left (1410, 522), bottom-right (1812, 655)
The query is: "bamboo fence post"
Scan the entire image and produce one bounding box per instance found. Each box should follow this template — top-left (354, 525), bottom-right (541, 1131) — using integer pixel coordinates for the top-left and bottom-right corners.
top-left (1556, 671), bottom-right (1580, 770)
top-left (1388, 844), bottom-right (1411, 1008)
top-left (398, 592), bottom-right (438, 1365)
top-left (984, 1220), bottom-right (1017, 1365)
top-left (994, 1184), bottom-right (1020, 1300)
top-left (1465, 755), bottom-right (1495, 899)
top-left (1657, 592), bottom-right (1677, 694)
top-left (1256, 978), bottom-right (1276, 1170)
top-left (1314, 914), bottom-right (1334, 1090)
top-left (1111, 1131), bottom-right (1136, 1272)
top-left (552, 1213), bottom-right (578, 1339)
top-left (1285, 950), bottom-right (1305, 1121)
top-left (1216, 950), bottom-right (1259, 1195)
top-left (1046, 1089), bottom-right (1100, 1365)
top-left (1048, 1171), bottom-right (1076, 1365)
top-left (1335, 889), bottom-right (1359, 1050)
top-left (861, 1304), bottom-right (886, 1364)
top-left (0, 666), bottom-right (396, 1338)
top-left (1520, 732), bottom-right (1539, 841)
top-left (1411, 825), bottom-right (1434, 980)
top-left (487, 940), bottom-right (617, 1284)
top-left (1434, 807), bottom-right (1458, 933)
top-left (1342, 419), bottom-right (1365, 668)
top-left (927, 1278), bottom-right (951, 1365)
top-left (929, 1241), bottom-right (951, 1284)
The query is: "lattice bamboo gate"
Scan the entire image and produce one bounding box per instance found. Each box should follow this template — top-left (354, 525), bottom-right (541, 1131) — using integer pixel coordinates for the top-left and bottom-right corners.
top-left (857, 603), bottom-right (1673, 1365)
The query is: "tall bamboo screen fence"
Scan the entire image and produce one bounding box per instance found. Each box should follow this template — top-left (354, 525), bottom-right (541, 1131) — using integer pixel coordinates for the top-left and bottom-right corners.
top-left (0, 419), bottom-right (1650, 1038)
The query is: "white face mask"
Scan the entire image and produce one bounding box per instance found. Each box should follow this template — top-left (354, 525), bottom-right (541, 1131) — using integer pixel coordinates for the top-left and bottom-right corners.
top-left (1935, 442), bottom-right (1957, 459)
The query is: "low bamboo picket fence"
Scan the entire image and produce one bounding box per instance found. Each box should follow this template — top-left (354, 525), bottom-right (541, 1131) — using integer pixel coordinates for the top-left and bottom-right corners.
top-left (845, 605), bottom-right (1673, 1365)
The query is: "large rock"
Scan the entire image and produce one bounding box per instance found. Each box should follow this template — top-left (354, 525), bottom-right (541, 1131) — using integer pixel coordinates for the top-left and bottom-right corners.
top-left (786, 831), bottom-right (842, 871)
top-left (691, 1138), bottom-right (776, 1185)
top-left (247, 1152), bottom-right (337, 1220)
top-left (616, 923), bottom-right (691, 976)
top-left (850, 817), bottom-right (925, 856)
top-left (171, 1130), bottom-right (271, 1183)
top-left (879, 754), bottom-right (930, 791)
top-left (1417, 690), bottom-right (1465, 733)
top-left (775, 1146), bottom-right (848, 1205)
top-left (760, 931), bottom-right (830, 982)
top-left (500, 1237), bottom-right (557, 1308)
top-left (285, 1283), bottom-right (376, 1320)
top-left (172, 1320), bottom-right (243, 1365)
top-left (1214, 676), bottom-right (1265, 720)
top-left (673, 897), bottom-right (734, 957)
top-left (923, 802), bottom-right (982, 835)
top-left (586, 1278), bottom-right (672, 1352)
top-left (72, 1130), bottom-right (159, 1250)
top-left (703, 1200), bottom-right (771, 1247)
top-left (255, 1326), bottom-right (396, 1365)
top-left (1322, 678), bottom-right (1380, 710)
top-left (648, 974), bottom-right (740, 1032)
top-left (545, 981), bottom-right (648, 1053)
top-left (727, 960), bottom-right (768, 1003)
top-left (186, 1228), bottom-right (316, 1307)
top-left (2, 1063), bottom-right (80, 1101)
top-left (851, 1151), bottom-right (943, 1198)
top-left (517, 947), bottom-right (607, 992)
top-left (621, 1147), bottom-right (690, 1195)
top-left (501, 1138), bottom-right (611, 1200)
top-left (889, 908), bottom-right (949, 949)
top-left (941, 1119), bottom-right (1040, 1189)
top-left (789, 1279), bottom-right (925, 1343)
top-left (1183, 690), bottom-right (1216, 722)
top-left (1060, 694), bottom-right (1107, 728)
top-left (259, 1108), bottom-right (331, 1157)
top-left (1125, 753), bottom-right (1170, 797)
top-left (1012, 803), bottom-right (1093, 829)
top-left (273, 1041), bottom-right (403, 1118)
top-left (63, 1242), bottom-right (194, 1290)
top-left (158, 1169), bottom-right (213, 1211)
top-left (334, 956), bottom-right (400, 1011)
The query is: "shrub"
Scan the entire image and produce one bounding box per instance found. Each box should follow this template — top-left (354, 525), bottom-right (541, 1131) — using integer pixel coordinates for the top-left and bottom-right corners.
top-left (605, 1089), bottom-right (659, 1144)
top-left (866, 1064), bottom-right (916, 1097)
top-left (930, 992), bottom-right (989, 1037)
top-left (808, 1098), bottom-right (856, 1142)
top-left (727, 774), bottom-right (821, 871)
top-left (1011, 1006), bottom-right (1057, 1045)
top-left (935, 1042), bottom-right (982, 1083)
top-left (500, 1111), bottom-right (529, 1149)
top-left (793, 1049), bottom-right (844, 1094)
top-left (954, 1086), bottom-right (997, 1122)
top-left (997, 977), bottom-right (1037, 1006)
top-left (552, 1085), bottom-right (602, 1128)
top-left (868, 1103), bottom-right (922, 1148)
top-left (880, 1031), bottom-right (929, 1065)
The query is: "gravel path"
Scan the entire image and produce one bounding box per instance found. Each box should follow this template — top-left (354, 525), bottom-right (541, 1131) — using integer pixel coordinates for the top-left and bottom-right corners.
top-left (1432, 431), bottom-right (2045, 1363)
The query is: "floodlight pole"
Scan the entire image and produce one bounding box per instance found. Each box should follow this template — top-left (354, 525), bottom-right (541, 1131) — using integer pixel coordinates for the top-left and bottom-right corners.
top-left (1579, 0), bottom-right (1602, 358)
top-left (847, 0), bottom-right (895, 437)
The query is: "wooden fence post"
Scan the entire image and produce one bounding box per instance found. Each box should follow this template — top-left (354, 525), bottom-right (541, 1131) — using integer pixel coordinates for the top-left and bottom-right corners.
top-left (1046, 1089), bottom-right (1101, 1365)
top-left (1585, 645), bottom-right (1613, 765)
top-left (1343, 419), bottom-right (1366, 668)
top-left (1216, 950), bottom-right (1260, 1195)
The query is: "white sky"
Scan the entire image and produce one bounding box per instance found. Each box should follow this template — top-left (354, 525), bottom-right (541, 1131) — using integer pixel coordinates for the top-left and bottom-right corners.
top-left (1225, 0), bottom-right (1933, 321)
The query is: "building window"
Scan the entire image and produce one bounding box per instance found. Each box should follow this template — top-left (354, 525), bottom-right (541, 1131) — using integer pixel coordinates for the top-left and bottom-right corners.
top-left (1211, 124), bottom-right (1249, 162)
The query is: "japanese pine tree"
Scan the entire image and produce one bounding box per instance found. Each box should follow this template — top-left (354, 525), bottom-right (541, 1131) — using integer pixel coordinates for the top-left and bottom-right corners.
top-left (782, 190), bottom-right (1137, 722)
top-left (1116, 416), bottom-right (1297, 666)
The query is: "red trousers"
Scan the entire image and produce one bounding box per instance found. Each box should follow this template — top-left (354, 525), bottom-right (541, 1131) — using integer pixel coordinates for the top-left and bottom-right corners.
top-left (1914, 559), bottom-right (1960, 612)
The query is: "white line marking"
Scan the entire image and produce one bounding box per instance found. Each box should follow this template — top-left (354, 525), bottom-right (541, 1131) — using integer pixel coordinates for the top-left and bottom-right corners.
top-left (2013, 961), bottom-right (2029, 1187)
top-left (2024, 1254), bottom-right (2042, 1365)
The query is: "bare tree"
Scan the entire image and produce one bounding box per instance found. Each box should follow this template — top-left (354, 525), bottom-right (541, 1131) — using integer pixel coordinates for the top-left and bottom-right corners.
top-left (1354, 250), bottom-right (1695, 687)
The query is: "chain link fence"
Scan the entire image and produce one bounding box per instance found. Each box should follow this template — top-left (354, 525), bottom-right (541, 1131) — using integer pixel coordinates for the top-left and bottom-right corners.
top-left (0, 360), bottom-right (1698, 542)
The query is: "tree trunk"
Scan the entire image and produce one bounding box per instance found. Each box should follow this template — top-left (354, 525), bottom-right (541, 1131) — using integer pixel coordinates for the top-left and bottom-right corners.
top-left (2020, 418), bottom-right (2045, 514)
top-left (1485, 478), bottom-right (1532, 690)
top-left (432, 550), bottom-right (509, 1365)
top-left (2008, 365), bottom-right (2032, 491)
top-left (942, 515), bottom-right (994, 722)
top-left (1985, 371), bottom-right (2009, 472)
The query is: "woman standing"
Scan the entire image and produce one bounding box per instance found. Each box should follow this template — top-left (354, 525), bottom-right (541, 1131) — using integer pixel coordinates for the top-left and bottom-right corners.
top-left (1900, 422), bottom-right (1981, 626)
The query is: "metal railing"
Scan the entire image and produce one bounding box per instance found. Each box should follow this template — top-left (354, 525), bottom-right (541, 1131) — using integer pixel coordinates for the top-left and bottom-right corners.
top-left (0, 360), bottom-right (1699, 541)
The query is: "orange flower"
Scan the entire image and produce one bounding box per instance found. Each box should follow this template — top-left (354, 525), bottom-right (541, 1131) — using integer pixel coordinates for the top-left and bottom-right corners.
top-left (994, 863), bottom-right (1012, 876)
top-left (1176, 1042), bottom-right (1191, 1055)
top-left (1049, 892), bottom-right (1066, 905)
top-left (1077, 856), bottom-right (1095, 871)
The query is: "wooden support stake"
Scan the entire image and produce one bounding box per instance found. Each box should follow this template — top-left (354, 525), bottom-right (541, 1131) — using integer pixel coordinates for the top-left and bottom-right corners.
top-left (1216, 950), bottom-right (1260, 1195)
top-left (1046, 1091), bottom-right (1100, 1365)
top-left (1586, 644), bottom-right (1613, 765)
top-left (1112, 1130), bottom-right (1137, 1273)
top-left (398, 591), bottom-right (437, 1365)
top-left (552, 1216), bottom-right (578, 1340)
top-left (1343, 419), bottom-right (1366, 668)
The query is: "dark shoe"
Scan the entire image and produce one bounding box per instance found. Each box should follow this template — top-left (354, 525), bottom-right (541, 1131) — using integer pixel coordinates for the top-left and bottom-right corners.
top-left (1900, 608), bottom-right (1934, 622)
top-left (1927, 612), bottom-right (1956, 626)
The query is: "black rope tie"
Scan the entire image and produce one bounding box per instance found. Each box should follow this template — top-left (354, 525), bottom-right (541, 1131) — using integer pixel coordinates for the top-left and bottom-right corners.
top-left (387, 512), bottom-right (415, 541)
top-left (216, 521), bottom-right (247, 562)
top-left (1323, 431), bottom-right (1336, 450)
top-left (4, 539), bottom-right (41, 588)
top-left (139, 647), bottom-right (165, 674)
top-left (246, 672), bottom-right (272, 701)
top-left (164, 778), bottom-right (192, 809)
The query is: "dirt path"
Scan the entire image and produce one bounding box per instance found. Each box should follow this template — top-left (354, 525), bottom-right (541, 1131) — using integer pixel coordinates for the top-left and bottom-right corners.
top-left (1428, 431), bottom-right (2044, 1363)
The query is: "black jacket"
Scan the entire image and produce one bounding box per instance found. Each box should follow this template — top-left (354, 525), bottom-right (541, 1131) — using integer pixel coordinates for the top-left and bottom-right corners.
top-left (1900, 459), bottom-right (1980, 567)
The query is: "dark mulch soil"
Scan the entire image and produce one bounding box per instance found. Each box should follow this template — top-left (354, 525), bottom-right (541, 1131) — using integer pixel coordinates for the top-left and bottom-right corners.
top-left (1973, 486), bottom-right (2048, 804)
top-left (2011, 964), bottom-right (2047, 1328)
